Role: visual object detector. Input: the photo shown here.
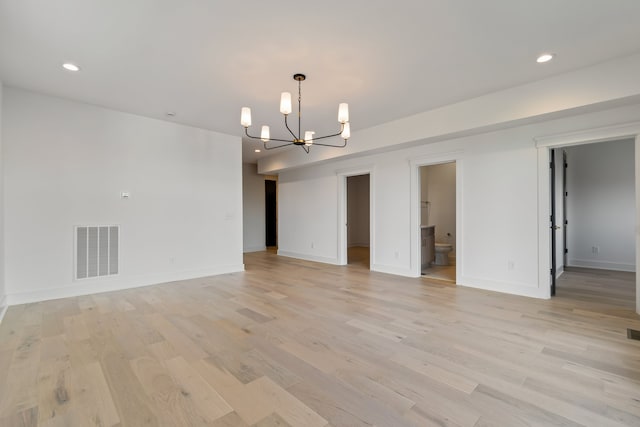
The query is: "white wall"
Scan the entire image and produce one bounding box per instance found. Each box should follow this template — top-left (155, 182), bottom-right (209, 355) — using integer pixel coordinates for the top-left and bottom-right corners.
top-left (0, 82), bottom-right (6, 319)
top-left (565, 139), bottom-right (635, 271)
top-left (3, 87), bottom-right (244, 304)
top-left (260, 52), bottom-right (640, 175)
top-left (242, 163), bottom-right (266, 252)
top-left (347, 174), bottom-right (370, 247)
top-left (277, 101), bottom-right (640, 299)
top-left (421, 163), bottom-right (456, 255)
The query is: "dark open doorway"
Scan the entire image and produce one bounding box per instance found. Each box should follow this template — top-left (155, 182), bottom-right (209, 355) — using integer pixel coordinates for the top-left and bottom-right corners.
top-left (346, 174), bottom-right (370, 268)
top-left (265, 180), bottom-right (277, 248)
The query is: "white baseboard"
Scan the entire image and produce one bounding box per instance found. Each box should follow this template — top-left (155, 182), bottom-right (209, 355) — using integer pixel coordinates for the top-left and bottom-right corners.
top-left (555, 265), bottom-right (564, 279)
top-left (6, 264), bottom-right (245, 306)
top-left (277, 250), bottom-right (340, 265)
top-left (0, 295), bottom-right (8, 325)
top-left (568, 259), bottom-right (635, 272)
top-left (371, 264), bottom-right (417, 278)
top-left (243, 245), bottom-right (267, 253)
top-left (458, 275), bottom-right (549, 299)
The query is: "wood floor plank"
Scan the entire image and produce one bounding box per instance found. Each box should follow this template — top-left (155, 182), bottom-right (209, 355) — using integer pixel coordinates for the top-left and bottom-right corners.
top-left (91, 331), bottom-right (159, 426)
top-left (0, 251), bottom-right (639, 426)
top-left (163, 356), bottom-right (233, 422)
top-left (70, 362), bottom-right (121, 426)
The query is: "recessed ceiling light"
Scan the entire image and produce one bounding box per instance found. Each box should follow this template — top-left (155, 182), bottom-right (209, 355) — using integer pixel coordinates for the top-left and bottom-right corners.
top-left (62, 62), bottom-right (80, 72)
top-left (254, 149), bottom-right (261, 153)
top-left (536, 53), bottom-right (555, 63)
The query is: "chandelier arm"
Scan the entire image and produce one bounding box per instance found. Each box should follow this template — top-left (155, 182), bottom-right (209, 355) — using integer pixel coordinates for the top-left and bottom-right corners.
top-left (283, 115), bottom-right (299, 140)
top-left (310, 131), bottom-right (344, 141)
top-left (311, 139), bottom-right (348, 148)
top-left (244, 127), bottom-right (296, 144)
top-left (308, 123), bottom-right (346, 142)
top-left (262, 142), bottom-right (296, 150)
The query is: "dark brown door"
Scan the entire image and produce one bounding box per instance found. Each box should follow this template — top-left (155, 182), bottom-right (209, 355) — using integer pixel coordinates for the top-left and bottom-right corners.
top-left (265, 180), bottom-right (277, 247)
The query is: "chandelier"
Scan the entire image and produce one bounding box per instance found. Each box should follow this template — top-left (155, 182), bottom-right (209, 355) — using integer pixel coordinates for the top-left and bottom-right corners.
top-left (240, 74), bottom-right (350, 153)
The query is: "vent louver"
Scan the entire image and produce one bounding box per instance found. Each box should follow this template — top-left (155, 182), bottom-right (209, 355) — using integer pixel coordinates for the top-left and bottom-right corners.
top-left (75, 226), bottom-right (119, 279)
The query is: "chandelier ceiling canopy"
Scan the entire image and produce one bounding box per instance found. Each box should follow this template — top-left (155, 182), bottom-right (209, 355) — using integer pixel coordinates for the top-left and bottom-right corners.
top-left (240, 74), bottom-right (350, 153)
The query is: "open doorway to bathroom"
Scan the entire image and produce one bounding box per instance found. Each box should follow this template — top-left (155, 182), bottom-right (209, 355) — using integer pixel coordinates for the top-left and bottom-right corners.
top-left (346, 174), bottom-right (370, 268)
top-left (420, 162), bottom-right (456, 282)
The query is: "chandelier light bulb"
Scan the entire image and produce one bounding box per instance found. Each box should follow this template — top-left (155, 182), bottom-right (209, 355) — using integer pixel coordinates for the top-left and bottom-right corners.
top-left (304, 131), bottom-right (315, 146)
top-left (341, 122), bottom-right (351, 140)
top-left (280, 92), bottom-right (292, 115)
top-left (261, 125), bottom-right (270, 142)
top-left (240, 107), bottom-right (252, 127)
top-left (338, 103), bottom-right (349, 124)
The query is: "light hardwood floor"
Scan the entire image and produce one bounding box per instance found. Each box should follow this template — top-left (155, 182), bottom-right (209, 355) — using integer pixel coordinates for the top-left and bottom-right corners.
top-left (421, 265), bottom-right (456, 283)
top-left (0, 252), bottom-right (639, 426)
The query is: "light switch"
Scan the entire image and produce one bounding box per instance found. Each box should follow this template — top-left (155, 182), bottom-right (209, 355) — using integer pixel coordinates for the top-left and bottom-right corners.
top-left (121, 192), bottom-right (130, 199)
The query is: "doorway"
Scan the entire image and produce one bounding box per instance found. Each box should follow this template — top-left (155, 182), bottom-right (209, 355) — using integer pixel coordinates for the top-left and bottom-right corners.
top-left (550, 148), bottom-right (568, 296)
top-left (346, 174), bottom-right (370, 268)
top-left (337, 168), bottom-right (374, 268)
top-left (419, 162), bottom-right (457, 282)
top-left (551, 139), bottom-right (635, 287)
top-left (265, 179), bottom-right (277, 248)
top-left (410, 152), bottom-right (462, 280)
top-left (539, 130), bottom-right (639, 313)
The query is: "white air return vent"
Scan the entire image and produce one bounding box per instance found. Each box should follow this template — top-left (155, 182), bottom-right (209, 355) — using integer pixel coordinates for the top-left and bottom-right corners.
top-left (75, 225), bottom-right (119, 279)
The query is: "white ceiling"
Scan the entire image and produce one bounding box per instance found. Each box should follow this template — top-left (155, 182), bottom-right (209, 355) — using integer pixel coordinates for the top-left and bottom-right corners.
top-left (2, 1), bottom-right (640, 164)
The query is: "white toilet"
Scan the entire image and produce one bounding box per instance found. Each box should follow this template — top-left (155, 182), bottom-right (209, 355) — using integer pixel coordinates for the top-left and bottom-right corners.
top-left (434, 243), bottom-right (453, 266)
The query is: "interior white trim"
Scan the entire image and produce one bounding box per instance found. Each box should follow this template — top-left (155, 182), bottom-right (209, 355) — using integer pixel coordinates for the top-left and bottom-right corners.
top-left (534, 121), bottom-right (640, 148)
top-left (5, 264), bottom-right (245, 306)
top-left (636, 134), bottom-right (640, 315)
top-left (409, 151), bottom-right (464, 279)
top-left (0, 296), bottom-right (8, 325)
top-left (371, 263), bottom-right (415, 278)
top-left (277, 250), bottom-right (339, 265)
top-left (459, 275), bottom-right (548, 299)
top-left (536, 124), bottom-right (640, 313)
top-left (337, 166), bottom-right (376, 268)
top-left (568, 259), bottom-right (636, 272)
top-left (243, 245), bottom-right (267, 253)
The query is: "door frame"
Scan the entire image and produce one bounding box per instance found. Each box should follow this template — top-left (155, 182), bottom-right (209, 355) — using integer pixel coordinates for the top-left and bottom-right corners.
top-left (550, 148), bottom-right (557, 296)
top-left (535, 121), bottom-right (640, 313)
top-left (410, 151), bottom-right (463, 279)
top-left (562, 150), bottom-right (568, 268)
top-left (337, 167), bottom-right (375, 267)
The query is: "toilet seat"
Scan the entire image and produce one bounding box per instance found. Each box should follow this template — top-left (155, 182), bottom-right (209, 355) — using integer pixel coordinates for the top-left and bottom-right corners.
top-left (433, 243), bottom-right (452, 266)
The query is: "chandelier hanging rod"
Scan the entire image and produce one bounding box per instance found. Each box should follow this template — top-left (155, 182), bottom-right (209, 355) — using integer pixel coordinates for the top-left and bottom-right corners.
top-left (240, 73), bottom-right (351, 154)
